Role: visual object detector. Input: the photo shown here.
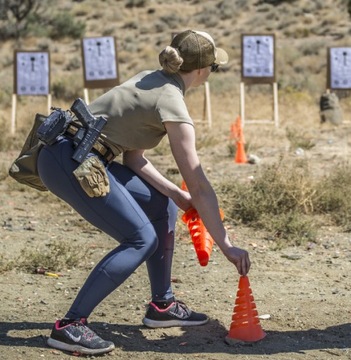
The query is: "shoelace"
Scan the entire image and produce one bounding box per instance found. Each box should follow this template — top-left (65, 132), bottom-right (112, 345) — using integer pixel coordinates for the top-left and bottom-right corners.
top-left (173, 301), bottom-right (191, 317)
top-left (73, 322), bottom-right (97, 341)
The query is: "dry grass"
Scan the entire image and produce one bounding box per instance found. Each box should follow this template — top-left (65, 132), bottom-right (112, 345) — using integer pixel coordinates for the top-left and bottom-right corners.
top-left (1, 0), bottom-right (351, 250)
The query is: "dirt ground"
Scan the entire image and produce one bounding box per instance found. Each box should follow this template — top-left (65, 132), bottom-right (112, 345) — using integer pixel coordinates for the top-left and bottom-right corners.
top-left (0, 120), bottom-right (351, 360)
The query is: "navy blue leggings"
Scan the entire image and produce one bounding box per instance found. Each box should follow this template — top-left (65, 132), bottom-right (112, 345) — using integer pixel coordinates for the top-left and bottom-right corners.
top-left (37, 138), bottom-right (178, 319)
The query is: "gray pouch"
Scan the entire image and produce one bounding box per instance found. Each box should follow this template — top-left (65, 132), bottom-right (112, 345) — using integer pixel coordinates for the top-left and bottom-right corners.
top-left (37, 108), bottom-right (72, 145)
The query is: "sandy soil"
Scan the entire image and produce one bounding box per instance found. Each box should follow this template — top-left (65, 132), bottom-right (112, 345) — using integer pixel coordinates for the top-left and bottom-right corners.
top-left (0, 120), bottom-right (351, 360)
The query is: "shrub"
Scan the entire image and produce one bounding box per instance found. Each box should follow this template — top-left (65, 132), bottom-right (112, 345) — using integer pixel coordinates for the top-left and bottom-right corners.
top-left (125, 0), bottom-right (149, 8)
top-left (348, 0), bottom-right (351, 16)
top-left (17, 241), bottom-right (83, 273)
top-left (286, 127), bottom-right (316, 150)
top-left (216, 158), bottom-right (319, 245)
top-left (0, 254), bottom-right (15, 274)
top-left (315, 162), bottom-right (351, 230)
top-left (52, 76), bottom-right (83, 101)
top-left (257, 211), bottom-right (317, 248)
top-left (49, 11), bottom-right (85, 40)
top-left (216, 158), bottom-right (351, 243)
top-left (256, 0), bottom-right (297, 5)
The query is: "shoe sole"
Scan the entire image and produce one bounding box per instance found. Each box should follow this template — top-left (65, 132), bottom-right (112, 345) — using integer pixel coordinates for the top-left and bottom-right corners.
top-left (47, 338), bottom-right (115, 355)
top-left (142, 317), bottom-right (209, 328)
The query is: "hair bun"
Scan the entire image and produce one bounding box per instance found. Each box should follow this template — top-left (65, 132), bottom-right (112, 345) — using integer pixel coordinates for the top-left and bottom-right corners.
top-left (159, 46), bottom-right (184, 74)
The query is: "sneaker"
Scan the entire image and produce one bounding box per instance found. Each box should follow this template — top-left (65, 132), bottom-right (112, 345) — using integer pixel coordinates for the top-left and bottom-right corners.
top-left (142, 300), bottom-right (209, 328)
top-left (47, 319), bottom-right (115, 355)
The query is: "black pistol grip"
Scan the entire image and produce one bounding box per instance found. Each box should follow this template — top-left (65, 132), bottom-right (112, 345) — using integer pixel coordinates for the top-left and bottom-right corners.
top-left (71, 98), bottom-right (95, 127)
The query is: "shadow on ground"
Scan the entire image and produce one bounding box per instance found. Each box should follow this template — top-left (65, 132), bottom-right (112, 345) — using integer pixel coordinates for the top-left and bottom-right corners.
top-left (0, 319), bottom-right (350, 356)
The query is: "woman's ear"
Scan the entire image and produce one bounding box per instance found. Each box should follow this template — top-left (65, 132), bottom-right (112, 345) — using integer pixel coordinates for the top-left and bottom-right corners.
top-left (198, 67), bottom-right (209, 76)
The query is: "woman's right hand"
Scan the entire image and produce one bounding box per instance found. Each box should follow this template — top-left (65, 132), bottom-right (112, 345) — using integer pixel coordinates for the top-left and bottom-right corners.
top-left (173, 188), bottom-right (193, 212)
top-left (223, 246), bottom-right (251, 276)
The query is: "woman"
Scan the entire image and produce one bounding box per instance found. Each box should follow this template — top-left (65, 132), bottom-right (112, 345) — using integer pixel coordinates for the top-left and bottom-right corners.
top-left (38, 29), bottom-right (251, 355)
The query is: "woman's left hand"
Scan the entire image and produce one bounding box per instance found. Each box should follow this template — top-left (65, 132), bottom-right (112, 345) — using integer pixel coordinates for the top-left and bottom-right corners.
top-left (223, 246), bottom-right (251, 276)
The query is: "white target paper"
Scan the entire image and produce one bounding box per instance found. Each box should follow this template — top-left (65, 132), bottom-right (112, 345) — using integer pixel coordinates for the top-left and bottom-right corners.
top-left (83, 37), bottom-right (117, 81)
top-left (330, 47), bottom-right (351, 89)
top-left (242, 35), bottom-right (274, 78)
top-left (16, 52), bottom-right (49, 95)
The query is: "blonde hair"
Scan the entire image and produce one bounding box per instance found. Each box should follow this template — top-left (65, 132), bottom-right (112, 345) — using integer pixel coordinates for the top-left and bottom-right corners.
top-left (159, 46), bottom-right (184, 74)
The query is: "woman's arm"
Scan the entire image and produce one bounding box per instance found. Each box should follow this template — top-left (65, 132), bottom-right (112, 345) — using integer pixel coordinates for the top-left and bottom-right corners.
top-left (164, 121), bottom-right (250, 275)
top-left (122, 149), bottom-right (192, 211)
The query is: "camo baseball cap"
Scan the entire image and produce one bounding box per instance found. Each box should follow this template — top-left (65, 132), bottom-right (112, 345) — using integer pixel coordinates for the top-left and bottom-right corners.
top-left (171, 30), bottom-right (229, 71)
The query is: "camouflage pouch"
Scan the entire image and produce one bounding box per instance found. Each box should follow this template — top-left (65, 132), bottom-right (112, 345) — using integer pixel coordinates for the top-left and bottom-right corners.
top-left (73, 155), bottom-right (110, 197)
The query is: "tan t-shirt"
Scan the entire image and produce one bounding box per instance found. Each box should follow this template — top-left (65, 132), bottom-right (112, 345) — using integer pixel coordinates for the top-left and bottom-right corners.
top-left (89, 70), bottom-right (194, 156)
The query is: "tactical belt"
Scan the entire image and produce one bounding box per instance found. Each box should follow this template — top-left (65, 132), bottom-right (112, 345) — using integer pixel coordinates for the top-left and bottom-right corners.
top-left (65, 124), bottom-right (116, 163)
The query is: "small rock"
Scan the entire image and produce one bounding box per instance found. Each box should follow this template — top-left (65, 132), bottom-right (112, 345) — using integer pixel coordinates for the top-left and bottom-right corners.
top-left (248, 154), bottom-right (260, 164)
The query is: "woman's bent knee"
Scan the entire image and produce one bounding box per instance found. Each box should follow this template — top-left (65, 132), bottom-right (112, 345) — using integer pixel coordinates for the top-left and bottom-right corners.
top-left (128, 222), bottom-right (159, 258)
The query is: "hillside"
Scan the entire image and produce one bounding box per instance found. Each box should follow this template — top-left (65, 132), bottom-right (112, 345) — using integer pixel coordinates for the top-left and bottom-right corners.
top-left (0, 0), bottom-right (351, 108)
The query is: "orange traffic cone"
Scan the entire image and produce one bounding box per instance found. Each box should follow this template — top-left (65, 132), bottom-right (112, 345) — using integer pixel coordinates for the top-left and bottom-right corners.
top-left (230, 116), bottom-right (241, 140)
top-left (182, 208), bottom-right (213, 266)
top-left (235, 141), bottom-right (248, 164)
top-left (182, 208), bottom-right (224, 266)
top-left (225, 276), bottom-right (266, 344)
top-left (181, 179), bottom-right (225, 266)
top-left (230, 116), bottom-right (248, 164)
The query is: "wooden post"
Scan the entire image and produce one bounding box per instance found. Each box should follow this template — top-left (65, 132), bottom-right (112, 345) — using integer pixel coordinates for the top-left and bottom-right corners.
top-left (240, 82), bottom-right (245, 127)
top-left (204, 81), bottom-right (212, 128)
top-left (81, 36), bottom-right (119, 106)
top-left (84, 88), bottom-right (90, 105)
top-left (240, 82), bottom-right (279, 128)
top-left (11, 94), bottom-right (17, 135)
top-left (273, 82), bottom-right (279, 128)
top-left (240, 33), bottom-right (278, 127)
top-left (47, 93), bottom-right (52, 114)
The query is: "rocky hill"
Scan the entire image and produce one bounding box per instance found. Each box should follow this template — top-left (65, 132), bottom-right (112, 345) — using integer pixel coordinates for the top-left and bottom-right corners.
top-left (0, 0), bottom-right (350, 128)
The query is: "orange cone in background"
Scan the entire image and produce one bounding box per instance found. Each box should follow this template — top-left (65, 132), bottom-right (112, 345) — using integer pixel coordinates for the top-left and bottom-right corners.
top-left (226, 276), bottom-right (266, 344)
top-left (182, 208), bottom-right (224, 266)
top-left (235, 141), bottom-right (248, 164)
top-left (230, 116), bottom-right (248, 164)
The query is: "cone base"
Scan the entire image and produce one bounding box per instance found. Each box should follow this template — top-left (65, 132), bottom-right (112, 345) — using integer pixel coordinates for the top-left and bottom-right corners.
top-left (234, 142), bottom-right (247, 164)
top-left (225, 335), bottom-right (263, 346)
top-left (225, 326), bottom-right (266, 344)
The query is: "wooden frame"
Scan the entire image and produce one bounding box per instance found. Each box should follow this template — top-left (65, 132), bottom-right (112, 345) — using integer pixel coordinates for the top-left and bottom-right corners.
top-left (12, 50), bottom-right (51, 134)
top-left (327, 46), bottom-right (351, 90)
top-left (240, 33), bottom-right (278, 127)
top-left (14, 50), bottom-right (50, 95)
top-left (81, 36), bottom-right (119, 103)
top-left (199, 81), bottom-right (212, 128)
top-left (241, 33), bottom-right (276, 85)
top-left (240, 82), bottom-right (279, 128)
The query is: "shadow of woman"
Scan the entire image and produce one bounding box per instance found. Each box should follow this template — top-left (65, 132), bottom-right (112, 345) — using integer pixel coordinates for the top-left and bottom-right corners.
top-left (0, 320), bottom-right (350, 356)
